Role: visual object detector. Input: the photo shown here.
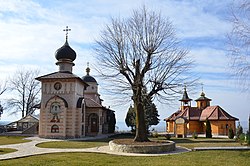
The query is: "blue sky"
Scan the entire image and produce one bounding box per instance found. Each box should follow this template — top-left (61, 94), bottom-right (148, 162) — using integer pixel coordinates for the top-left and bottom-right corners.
top-left (0, 0), bottom-right (249, 124)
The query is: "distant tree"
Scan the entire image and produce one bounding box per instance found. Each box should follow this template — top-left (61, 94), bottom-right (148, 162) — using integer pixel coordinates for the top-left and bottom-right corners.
top-left (95, 6), bottom-right (195, 142)
top-left (205, 119), bottom-right (212, 138)
top-left (248, 115), bottom-right (250, 145)
top-left (125, 94), bottom-right (160, 133)
top-left (125, 105), bottom-right (136, 132)
top-left (227, 1), bottom-right (250, 90)
top-left (108, 111), bottom-right (116, 133)
top-left (0, 104), bottom-right (3, 119)
top-left (236, 122), bottom-right (243, 140)
top-left (144, 95), bottom-right (160, 131)
top-left (7, 69), bottom-right (40, 117)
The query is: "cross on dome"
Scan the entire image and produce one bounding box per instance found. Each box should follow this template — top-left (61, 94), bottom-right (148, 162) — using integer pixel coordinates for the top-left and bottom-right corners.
top-left (86, 62), bottom-right (90, 75)
top-left (63, 26), bottom-right (71, 40)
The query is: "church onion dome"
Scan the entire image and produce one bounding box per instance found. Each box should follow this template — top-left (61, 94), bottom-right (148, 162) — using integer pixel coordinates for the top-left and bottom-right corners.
top-left (195, 91), bottom-right (211, 101)
top-left (179, 87), bottom-right (192, 102)
top-left (82, 66), bottom-right (97, 83)
top-left (55, 39), bottom-right (76, 61)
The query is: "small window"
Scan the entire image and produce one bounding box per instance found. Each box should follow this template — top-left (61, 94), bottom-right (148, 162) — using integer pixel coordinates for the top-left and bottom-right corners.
top-left (51, 124), bottom-right (59, 133)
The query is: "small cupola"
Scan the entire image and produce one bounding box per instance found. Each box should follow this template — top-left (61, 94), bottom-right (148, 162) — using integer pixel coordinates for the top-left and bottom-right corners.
top-left (55, 26), bottom-right (76, 73)
top-left (82, 64), bottom-right (100, 103)
top-left (195, 91), bottom-right (211, 109)
top-left (179, 86), bottom-right (192, 110)
top-left (82, 64), bottom-right (97, 83)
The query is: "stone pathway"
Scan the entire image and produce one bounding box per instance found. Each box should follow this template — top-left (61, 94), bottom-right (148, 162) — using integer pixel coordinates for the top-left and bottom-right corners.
top-left (0, 136), bottom-right (190, 160)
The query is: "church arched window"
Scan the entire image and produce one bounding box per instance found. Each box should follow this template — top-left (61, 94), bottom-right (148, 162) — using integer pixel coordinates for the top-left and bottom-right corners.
top-left (51, 124), bottom-right (59, 133)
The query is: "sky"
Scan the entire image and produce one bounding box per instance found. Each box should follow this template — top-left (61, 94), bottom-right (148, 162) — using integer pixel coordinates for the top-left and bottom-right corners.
top-left (0, 0), bottom-right (249, 126)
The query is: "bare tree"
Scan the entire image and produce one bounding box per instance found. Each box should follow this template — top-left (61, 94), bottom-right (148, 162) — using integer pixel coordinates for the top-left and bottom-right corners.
top-left (7, 69), bottom-right (41, 117)
top-left (0, 81), bottom-right (7, 96)
top-left (227, 0), bottom-right (250, 90)
top-left (0, 80), bottom-right (7, 118)
top-left (95, 7), bottom-right (195, 142)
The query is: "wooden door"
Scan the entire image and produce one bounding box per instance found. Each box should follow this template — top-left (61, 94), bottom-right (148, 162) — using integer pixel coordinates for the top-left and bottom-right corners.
top-left (91, 117), bottom-right (98, 132)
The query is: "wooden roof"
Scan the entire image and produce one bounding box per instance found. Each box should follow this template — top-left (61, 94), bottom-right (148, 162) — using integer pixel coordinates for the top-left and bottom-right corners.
top-left (165, 105), bottom-right (238, 122)
top-left (165, 110), bottom-right (181, 121)
top-left (200, 106), bottom-right (239, 121)
top-left (178, 107), bottom-right (202, 120)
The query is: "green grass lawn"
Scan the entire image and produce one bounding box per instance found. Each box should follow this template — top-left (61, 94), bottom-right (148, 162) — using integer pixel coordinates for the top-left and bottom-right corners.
top-left (0, 135), bottom-right (249, 165)
top-left (0, 148), bottom-right (17, 155)
top-left (36, 133), bottom-right (133, 149)
top-left (37, 135), bottom-right (244, 150)
top-left (0, 151), bottom-right (249, 166)
top-left (37, 140), bottom-right (108, 149)
top-left (162, 137), bottom-right (243, 149)
top-left (0, 136), bottom-right (30, 145)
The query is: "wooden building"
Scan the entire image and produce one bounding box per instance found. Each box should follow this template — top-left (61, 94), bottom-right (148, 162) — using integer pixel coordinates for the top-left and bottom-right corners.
top-left (165, 87), bottom-right (238, 136)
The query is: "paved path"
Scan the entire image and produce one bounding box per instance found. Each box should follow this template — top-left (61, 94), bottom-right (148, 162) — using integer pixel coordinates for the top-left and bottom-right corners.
top-left (193, 146), bottom-right (250, 151)
top-left (0, 136), bottom-right (190, 160)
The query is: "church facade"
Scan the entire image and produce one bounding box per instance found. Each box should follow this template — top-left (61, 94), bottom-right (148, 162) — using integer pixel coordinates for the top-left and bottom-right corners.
top-left (165, 88), bottom-right (238, 137)
top-left (36, 29), bottom-right (115, 139)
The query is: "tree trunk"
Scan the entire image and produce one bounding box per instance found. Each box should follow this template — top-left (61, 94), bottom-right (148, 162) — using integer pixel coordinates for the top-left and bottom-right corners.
top-left (133, 59), bottom-right (150, 142)
top-left (134, 100), bottom-right (149, 142)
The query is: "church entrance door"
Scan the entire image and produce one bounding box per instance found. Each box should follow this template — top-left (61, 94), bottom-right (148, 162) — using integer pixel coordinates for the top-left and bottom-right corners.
top-left (91, 117), bottom-right (98, 132)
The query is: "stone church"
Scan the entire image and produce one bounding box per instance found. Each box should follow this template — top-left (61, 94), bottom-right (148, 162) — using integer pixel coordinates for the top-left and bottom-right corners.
top-left (36, 28), bottom-right (116, 138)
top-left (165, 87), bottom-right (238, 137)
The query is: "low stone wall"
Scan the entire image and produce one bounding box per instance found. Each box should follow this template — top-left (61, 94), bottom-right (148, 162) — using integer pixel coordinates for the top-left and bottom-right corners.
top-left (109, 140), bottom-right (176, 154)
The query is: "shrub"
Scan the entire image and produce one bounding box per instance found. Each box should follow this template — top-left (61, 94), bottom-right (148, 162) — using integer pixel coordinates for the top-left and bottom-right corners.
top-left (247, 131), bottom-right (250, 145)
top-left (205, 119), bottom-right (212, 138)
top-left (238, 133), bottom-right (246, 144)
top-left (152, 131), bottom-right (158, 138)
top-left (164, 134), bottom-right (171, 140)
top-left (192, 131), bottom-right (198, 139)
top-left (228, 128), bottom-right (235, 139)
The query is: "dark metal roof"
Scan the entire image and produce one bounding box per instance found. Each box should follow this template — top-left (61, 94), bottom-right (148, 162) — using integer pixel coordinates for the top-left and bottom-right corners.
top-left (82, 67), bottom-right (97, 83)
top-left (195, 92), bottom-right (211, 101)
top-left (55, 40), bottom-right (76, 61)
top-left (82, 75), bottom-right (97, 83)
top-left (179, 87), bottom-right (192, 102)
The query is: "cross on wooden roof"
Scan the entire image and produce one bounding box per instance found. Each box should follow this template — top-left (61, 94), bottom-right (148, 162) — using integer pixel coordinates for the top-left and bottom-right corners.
top-left (63, 26), bottom-right (71, 40)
